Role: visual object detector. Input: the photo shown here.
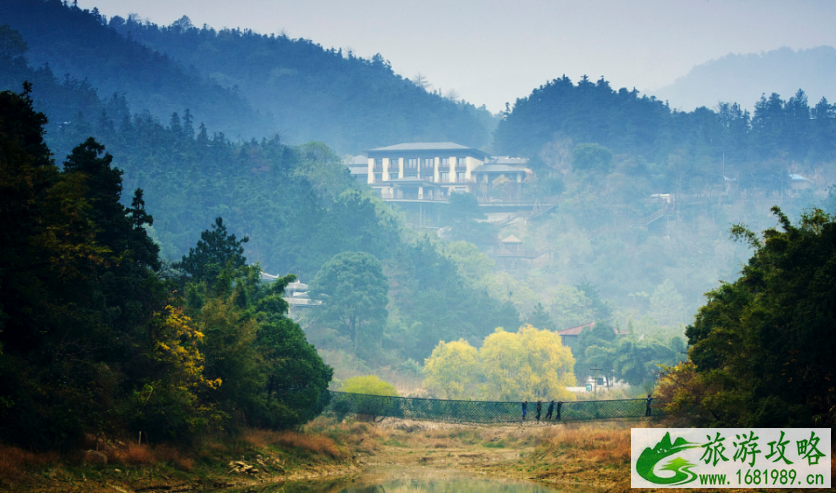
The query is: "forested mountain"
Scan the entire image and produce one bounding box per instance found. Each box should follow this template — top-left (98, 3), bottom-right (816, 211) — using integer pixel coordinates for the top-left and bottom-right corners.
top-left (108, 13), bottom-right (492, 152)
top-left (494, 75), bottom-right (836, 191)
top-left (1, 0), bottom-right (492, 152)
top-left (1, 0), bottom-right (267, 138)
top-left (651, 46), bottom-right (836, 113)
top-left (1, 34), bottom-right (519, 374)
top-left (0, 86), bottom-right (333, 448)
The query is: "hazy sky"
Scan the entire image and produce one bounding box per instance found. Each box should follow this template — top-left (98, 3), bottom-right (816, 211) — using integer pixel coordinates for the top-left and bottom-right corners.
top-left (77, 0), bottom-right (836, 113)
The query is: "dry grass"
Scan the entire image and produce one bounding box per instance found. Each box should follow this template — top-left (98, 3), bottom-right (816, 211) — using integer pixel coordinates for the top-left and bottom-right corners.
top-left (242, 428), bottom-right (345, 459)
top-left (154, 444), bottom-right (195, 471)
top-left (538, 424), bottom-right (631, 463)
top-left (275, 431), bottom-right (344, 459)
top-left (110, 443), bottom-right (154, 466)
top-left (0, 444), bottom-right (58, 482)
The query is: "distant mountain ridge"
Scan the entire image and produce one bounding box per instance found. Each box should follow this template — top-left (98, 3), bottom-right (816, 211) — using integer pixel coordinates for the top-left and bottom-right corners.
top-left (1, 0), bottom-right (267, 138)
top-left (109, 14), bottom-right (492, 152)
top-left (649, 46), bottom-right (836, 111)
top-left (1, 0), bottom-right (492, 152)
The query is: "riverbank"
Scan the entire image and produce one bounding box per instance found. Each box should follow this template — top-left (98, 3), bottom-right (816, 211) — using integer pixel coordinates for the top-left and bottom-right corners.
top-left (0, 425), bottom-right (368, 493)
top-left (365, 418), bottom-right (633, 491)
top-left (3, 418), bottom-right (831, 493)
top-left (0, 417), bottom-right (632, 492)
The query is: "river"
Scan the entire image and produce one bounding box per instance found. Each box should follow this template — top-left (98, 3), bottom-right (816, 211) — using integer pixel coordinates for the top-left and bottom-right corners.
top-left (221, 466), bottom-right (592, 493)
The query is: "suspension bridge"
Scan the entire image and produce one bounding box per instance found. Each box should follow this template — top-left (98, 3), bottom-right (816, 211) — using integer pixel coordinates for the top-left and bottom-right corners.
top-left (326, 391), bottom-right (659, 426)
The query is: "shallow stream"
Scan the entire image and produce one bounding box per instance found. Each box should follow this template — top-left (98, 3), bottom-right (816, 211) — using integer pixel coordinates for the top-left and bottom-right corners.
top-left (226, 466), bottom-right (589, 493)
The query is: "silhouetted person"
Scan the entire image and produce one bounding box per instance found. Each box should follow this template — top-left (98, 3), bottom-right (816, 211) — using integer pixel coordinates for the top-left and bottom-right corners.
top-left (646, 394), bottom-right (653, 416)
top-left (522, 400), bottom-right (528, 420)
top-left (556, 401), bottom-right (563, 421)
top-left (536, 400), bottom-right (542, 422)
top-left (545, 400), bottom-right (555, 420)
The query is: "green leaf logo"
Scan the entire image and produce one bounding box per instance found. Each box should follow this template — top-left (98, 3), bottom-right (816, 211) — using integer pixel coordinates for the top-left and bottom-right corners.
top-left (636, 432), bottom-right (700, 485)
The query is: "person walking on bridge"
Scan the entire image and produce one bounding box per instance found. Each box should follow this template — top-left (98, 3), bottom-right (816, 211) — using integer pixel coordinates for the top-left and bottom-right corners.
top-left (521, 400), bottom-right (528, 420)
top-left (646, 394), bottom-right (653, 416)
top-left (545, 400), bottom-right (555, 420)
top-left (556, 400), bottom-right (563, 421)
top-left (535, 400), bottom-right (542, 422)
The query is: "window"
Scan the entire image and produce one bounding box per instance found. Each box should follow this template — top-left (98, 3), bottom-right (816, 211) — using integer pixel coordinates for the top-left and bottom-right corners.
top-left (457, 172), bottom-right (466, 182)
top-left (407, 158), bottom-right (418, 168)
top-left (374, 173), bottom-right (382, 182)
top-left (440, 172), bottom-right (449, 183)
top-left (374, 158), bottom-right (383, 168)
top-left (389, 157), bottom-right (399, 168)
top-left (423, 158), bottom-right (434, 167)
top-left (441, 157), bottom-right (449, 165)
top-left (390, 172), bottom-right (399, 180)
top-left (457, 157), bottom-right (467, 166)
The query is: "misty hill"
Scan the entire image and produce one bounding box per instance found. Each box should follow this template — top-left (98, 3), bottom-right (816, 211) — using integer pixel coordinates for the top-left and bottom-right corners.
top-left (650, 46), bottom-right (836, 112)
top-left (494, 74), bottom-right (836, 186)
top-left (1, 40), bottom-right (518, 365)
top-left (4, 1), bottom-right (491, 151)
top-left (108, 14), bottom-right (492, 152)
top-left (1, 0), bottom-right (267, 138)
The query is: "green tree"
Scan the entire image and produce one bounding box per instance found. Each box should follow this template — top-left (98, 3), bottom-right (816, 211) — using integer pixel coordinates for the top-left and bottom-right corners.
top-left (175, 217), bottom-right (248, 284)
top-left (253, 273), bottom-right (333, 428)
top-left (572, 143), bottom-right (613, 175)
top-left (527, 302), bottom-right (555, 330)
top-left (440, 192), bottom-right (495, 245)
top-left (548, 285), bottom-right (595, 329)
top-left (679, 207), bottom-right (836, 427)
top-left (0, 24), bottom-right (27, 60)
top-left (311, 251), bottom-right (389, 356)
top-left (572, 321), bottom-right (618, 383)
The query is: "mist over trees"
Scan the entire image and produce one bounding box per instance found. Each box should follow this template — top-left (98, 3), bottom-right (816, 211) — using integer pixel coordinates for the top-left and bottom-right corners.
top-left (0, 0), bottom-right (492, 152)
top-left (0, 87), bottom-right (331, 449)
top-left (110, 14), bottom-right (493, 152)
top-left (652, 45), bottom-right (836, 113)
top-left (658, 208), bottom-right (836, 427)
top-left (0, 34), bottom-right (521, 390)
top-left (2, 1), bottom-right (834, 436)
top-left (0, 0), bottom-right (267, 138)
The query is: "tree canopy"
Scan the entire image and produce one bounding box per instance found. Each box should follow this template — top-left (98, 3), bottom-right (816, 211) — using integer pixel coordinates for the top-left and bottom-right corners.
top-left (0, 87), bottom-right (332, 450)
top-left (311, 251), bottom-right (389, 356)
top-left (659, 207), bottom-right (836, 427)
top-left (422, 325), bottom-right (576, 401)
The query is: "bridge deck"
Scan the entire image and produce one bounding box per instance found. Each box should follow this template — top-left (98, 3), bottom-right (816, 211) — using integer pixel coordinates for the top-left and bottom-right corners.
top-left (326, 391), bottom-right (659, 425)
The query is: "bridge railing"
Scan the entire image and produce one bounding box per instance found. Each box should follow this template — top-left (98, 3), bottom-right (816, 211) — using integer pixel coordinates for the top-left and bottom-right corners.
top-left (326, 391), bottom-right (660, 425)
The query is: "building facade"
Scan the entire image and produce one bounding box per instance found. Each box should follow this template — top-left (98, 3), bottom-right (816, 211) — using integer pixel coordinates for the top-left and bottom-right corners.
top-left (366, 142), bottom-right (490, 200)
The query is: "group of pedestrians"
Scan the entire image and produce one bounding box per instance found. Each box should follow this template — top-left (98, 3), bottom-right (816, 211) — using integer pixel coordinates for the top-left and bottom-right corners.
top-left (521, 399), bottom-right (563, 423)
top-left (520, 394), bottom-right (654, 423)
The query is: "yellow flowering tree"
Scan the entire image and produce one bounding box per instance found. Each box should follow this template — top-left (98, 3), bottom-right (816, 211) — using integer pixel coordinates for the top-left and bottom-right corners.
top-left (423, 339), bottom-right (480, 399)
top-left (422, 325), bottom-right (576, 401)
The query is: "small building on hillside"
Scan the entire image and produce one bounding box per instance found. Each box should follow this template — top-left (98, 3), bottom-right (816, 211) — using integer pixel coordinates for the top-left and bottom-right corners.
top-left (495, 234), bottom-right (550, 271)
top-left (260, 272), bottom-right (322, 317)
top-left (556, 322), bottom-right (596, 351)
top-left (366, 142), bottom-right (489, 201)
top-left (344, 155), bottom-right (369, 182)
top-left (472, 157), bottom-right (530, 200)
top-left (557, 321), bottom-right (625, 352)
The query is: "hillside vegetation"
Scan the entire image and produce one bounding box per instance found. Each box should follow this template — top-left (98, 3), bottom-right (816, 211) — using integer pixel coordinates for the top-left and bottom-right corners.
top-left (1, 0), bottom-right (492, 151)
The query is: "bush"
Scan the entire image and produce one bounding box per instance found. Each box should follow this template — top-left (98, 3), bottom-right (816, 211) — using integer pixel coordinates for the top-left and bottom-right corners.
top-left (339, 375), bottom-right (398, 396)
